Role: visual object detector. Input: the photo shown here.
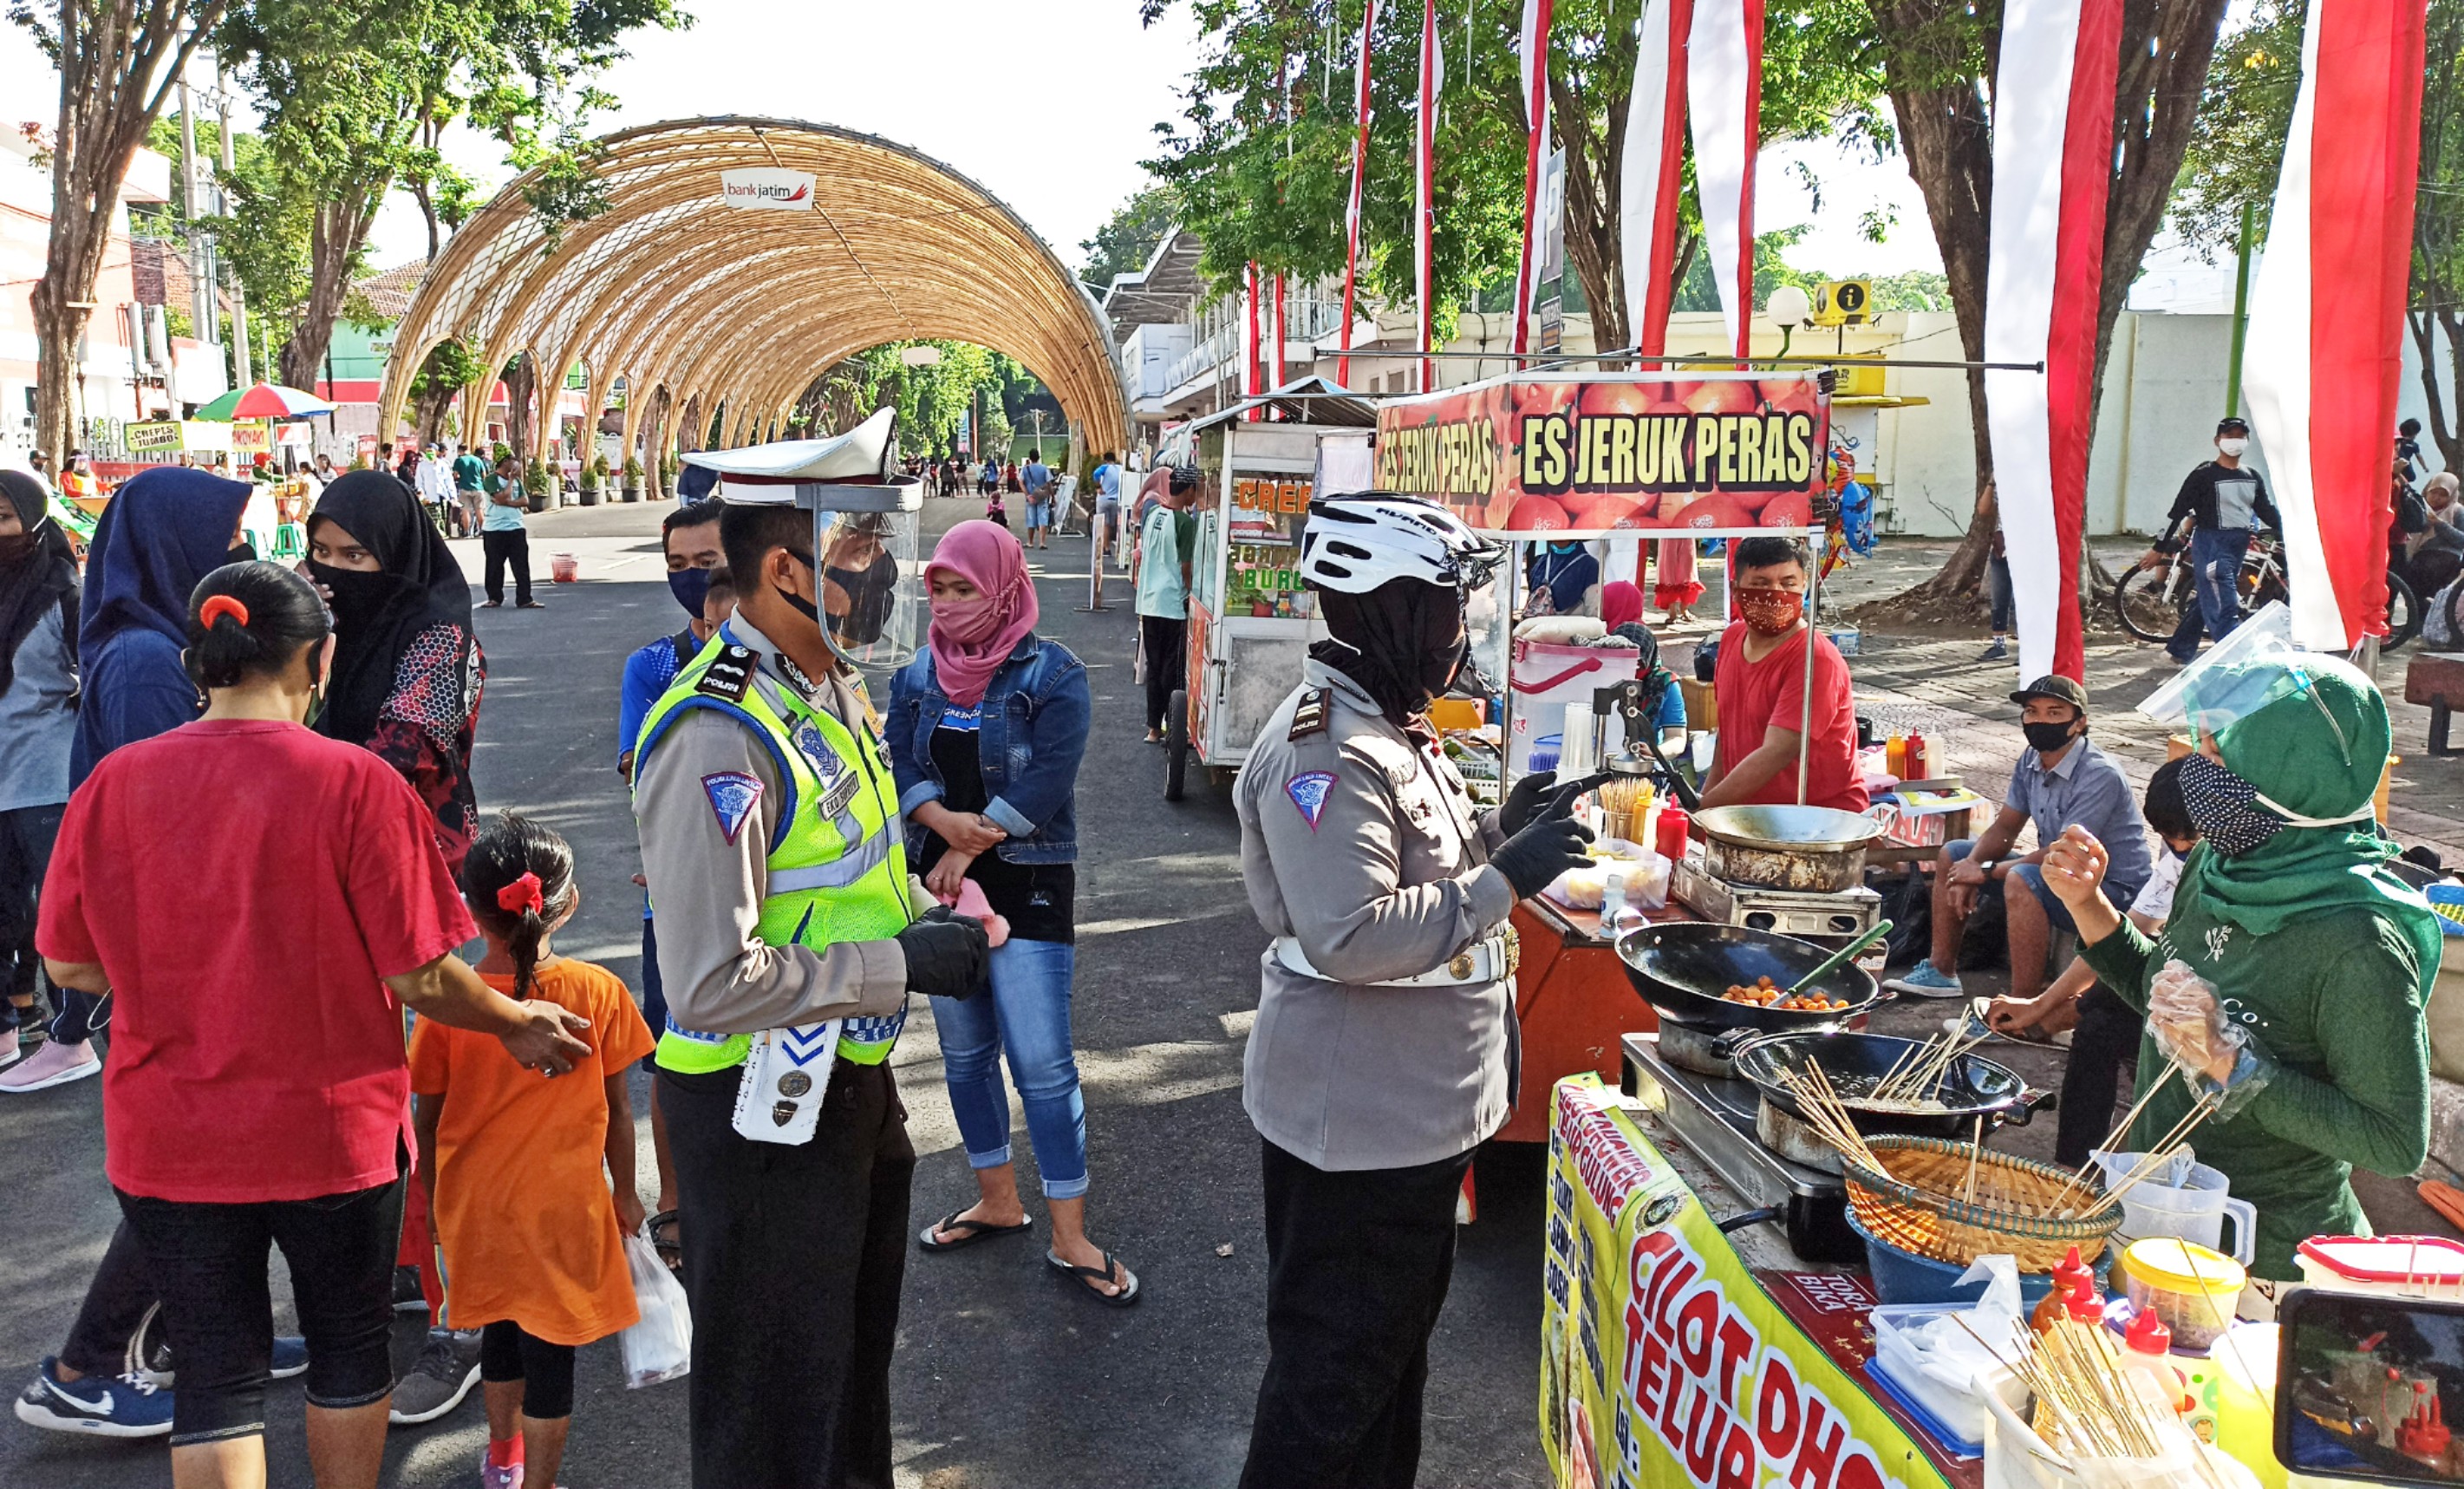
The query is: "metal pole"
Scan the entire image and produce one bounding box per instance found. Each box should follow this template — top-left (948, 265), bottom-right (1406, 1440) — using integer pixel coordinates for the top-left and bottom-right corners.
top-left (2225, 199), bottom-right (2256, 419)
top-left (216, 64), bottom-right (251, 386)
top-left (1798, 537), bottom-right (1819, 806)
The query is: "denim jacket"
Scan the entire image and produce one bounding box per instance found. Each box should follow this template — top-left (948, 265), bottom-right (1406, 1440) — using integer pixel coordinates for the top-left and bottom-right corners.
top-left (887, 635), bottom-right (1088, 865)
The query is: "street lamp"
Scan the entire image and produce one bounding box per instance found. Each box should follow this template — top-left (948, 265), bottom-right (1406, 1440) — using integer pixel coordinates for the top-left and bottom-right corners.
top-left (1764, 285), bottom-right (1812, 362)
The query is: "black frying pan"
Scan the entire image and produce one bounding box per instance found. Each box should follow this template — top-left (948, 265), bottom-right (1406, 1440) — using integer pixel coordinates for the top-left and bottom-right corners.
top-left (1613, 922), bottom-right (1887, 1034)
top-left (1730, 1029), bottom-right (2051, 1140)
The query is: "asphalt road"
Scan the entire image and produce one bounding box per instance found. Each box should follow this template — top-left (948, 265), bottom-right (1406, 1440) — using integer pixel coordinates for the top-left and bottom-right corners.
top-left (0, 497), bottom-right (1550, 1489)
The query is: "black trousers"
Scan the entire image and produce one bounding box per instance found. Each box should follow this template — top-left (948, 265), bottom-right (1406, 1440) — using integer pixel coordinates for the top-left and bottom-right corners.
top-left (1240, 1139), bottom-right (1476, 1489)
top-left (482, 527), bottom-right (533, 604)
top-left (661, 1059), bottom-right (914, 1489)
top-left (0, 802), bottom-right (100, 1042)
top-left (61, 1219), bottom-right (155, 1377)
top-left (479, 1320), bottom-right (577, 1420)
top-left (2055, 983), bottom-right (2142, 1167)
top-left (1141, 614), bottom-right (1186, 735)
top-left (115, 1172), bottom-right (404, 1445)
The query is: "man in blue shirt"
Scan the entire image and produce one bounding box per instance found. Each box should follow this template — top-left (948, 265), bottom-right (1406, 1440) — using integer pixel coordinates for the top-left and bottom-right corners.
top-left (1131, 467), bottom-right (1197, 741)
top-left (616, 497), bottom-right (728, 1258)
top-left (1022, 451), bottom-right (1054, 551)
top-left (1092, 450), bottom-right (1125, 572)
top-left (1887, 675), bottom-right (2152, 1004)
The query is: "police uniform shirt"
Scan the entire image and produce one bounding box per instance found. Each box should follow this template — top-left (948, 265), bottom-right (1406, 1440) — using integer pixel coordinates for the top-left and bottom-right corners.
top-left (634, 611), bottom-right (918, 1037)
top-left (1235, 657), bottom-right (1518, 1172)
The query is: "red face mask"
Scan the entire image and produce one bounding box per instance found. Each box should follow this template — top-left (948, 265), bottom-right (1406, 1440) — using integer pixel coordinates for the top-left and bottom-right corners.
top-left (1737, 586), bottom-right (1803, 636)
top-left (929, 595), bottom-right (1003, 645)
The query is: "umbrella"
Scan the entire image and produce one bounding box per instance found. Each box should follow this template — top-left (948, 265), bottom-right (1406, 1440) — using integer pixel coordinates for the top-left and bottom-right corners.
top-left (193, 382), bottom-right (335, 421)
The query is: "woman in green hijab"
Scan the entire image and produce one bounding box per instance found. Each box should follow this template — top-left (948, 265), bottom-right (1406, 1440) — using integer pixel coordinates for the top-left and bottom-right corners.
top-left (2044, 651), bottom-right (2438, 1280)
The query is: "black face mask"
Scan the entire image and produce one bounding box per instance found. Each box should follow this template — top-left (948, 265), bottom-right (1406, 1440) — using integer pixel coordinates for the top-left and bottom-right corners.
top-left (307, 560), bottom-right (404, 632)
top-left (228, 541), bottom-right (257, 565)
top-left (776, 548), bottom-right (822, 625)
top-left (2022, 720), bottom-right (2080, 754)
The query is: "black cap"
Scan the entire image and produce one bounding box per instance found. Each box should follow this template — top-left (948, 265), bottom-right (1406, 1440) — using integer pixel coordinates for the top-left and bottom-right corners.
top-left (2009, 674), bottom-right (2089, 714)
top-left (2216, 416), bottom-right (2250, 435)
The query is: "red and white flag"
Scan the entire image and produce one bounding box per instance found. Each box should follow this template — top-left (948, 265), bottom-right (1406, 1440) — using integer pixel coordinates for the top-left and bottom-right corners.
top-left (1509, 0), bottom-right (1556, 356)
top-left (1416, 0), bottom-right (1440, 392)
top-left (1244, 261), bottom-right (1264, 419)
top-left (2242, 0), bottom-right (2428, 650)
top-left (1686, 0), bottom-right (1760, 360)
top-left (1338, 0), bottom-right (1379, 389)
top-left (1620, 0), bottom-right (1691, 358)
top-left (1982, 0), bottom-right (2122, 682)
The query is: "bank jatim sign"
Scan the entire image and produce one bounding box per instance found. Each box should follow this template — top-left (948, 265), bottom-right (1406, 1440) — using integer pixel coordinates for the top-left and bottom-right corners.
top-left (1372, 373), bottom-right (1830, 534)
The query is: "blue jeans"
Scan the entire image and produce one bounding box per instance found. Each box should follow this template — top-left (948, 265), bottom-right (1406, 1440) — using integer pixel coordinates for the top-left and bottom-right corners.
top-left (930, 938), bottom-right (1088, 1199)
top-left (1945, 838), bottom-right (2138, 937)
top-left (2167, 526), bottom-right (2250, 661)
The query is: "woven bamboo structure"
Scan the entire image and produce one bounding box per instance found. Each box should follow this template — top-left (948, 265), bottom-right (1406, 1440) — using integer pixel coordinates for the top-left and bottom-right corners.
top-left (375, 116), bottom-right (1128, 468)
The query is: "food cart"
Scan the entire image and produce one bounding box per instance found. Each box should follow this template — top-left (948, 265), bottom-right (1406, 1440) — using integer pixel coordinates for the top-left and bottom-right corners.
top-left (1372, 369), bottom-right (1846, 1140)
top-left (1157, 383), bottom-right (1378, 800)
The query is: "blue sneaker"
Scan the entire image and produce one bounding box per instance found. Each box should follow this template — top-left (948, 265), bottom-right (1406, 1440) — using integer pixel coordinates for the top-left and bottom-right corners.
top-left (1883, 959), bottom-right (1965, 999)
top-left (271, 1336), bottom-right (309, 1381)
top-left (13, 1357), bottom-right (174, 1439)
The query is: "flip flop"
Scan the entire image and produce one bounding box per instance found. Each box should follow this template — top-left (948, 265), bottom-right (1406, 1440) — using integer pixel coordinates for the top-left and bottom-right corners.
top-left (1046, 1250), bottom-right (1141, 1308)
top-left (2421, 1179), bottom-right (2464, 1235)
top-left (917, 1211), bottom-right (1033, 1253)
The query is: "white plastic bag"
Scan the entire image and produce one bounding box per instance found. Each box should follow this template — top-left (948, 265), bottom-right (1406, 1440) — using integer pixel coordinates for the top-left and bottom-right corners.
top-left (618, 1229), bottom-right (691, 1388)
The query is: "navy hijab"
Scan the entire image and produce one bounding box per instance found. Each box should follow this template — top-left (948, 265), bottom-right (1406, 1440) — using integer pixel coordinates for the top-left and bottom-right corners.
top-left (78, 467), bottom-right (252, 656)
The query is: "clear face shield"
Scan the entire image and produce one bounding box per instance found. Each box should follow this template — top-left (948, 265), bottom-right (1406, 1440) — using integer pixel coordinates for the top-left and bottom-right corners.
top-left (2135, 600), bottom-right (2355, 767)
top-left (805, 487), bottom-right (924, 678)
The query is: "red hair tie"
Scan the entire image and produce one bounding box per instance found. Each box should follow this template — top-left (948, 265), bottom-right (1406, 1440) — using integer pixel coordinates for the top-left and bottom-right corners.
top-left (497, 872), bottom-right (545, 916)
top-left (199, 595), bottom-right (250, 629)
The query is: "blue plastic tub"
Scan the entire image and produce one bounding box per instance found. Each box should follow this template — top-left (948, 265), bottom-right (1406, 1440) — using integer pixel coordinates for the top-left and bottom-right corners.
top-left (1845, 1208), bottom-right (2061, 1309)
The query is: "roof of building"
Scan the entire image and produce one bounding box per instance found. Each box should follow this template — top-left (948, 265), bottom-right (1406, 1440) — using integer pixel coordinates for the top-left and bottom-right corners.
top-left (1098, 227), bottom-right (1205, 343)
top-left (354, 260), bottom-right (430, 323)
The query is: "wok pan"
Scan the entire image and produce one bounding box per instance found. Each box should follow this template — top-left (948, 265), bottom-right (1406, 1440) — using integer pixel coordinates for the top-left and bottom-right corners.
top-left (1729, 1030), bottom-right (2052, 1144)
top-left (1613, 922), bottom-right (1887, 1035)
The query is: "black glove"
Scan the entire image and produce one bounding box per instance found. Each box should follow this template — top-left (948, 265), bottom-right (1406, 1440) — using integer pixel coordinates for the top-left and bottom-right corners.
top-left (897, 906), bottom-right (991, 1002)
top-left (1489, 815), bottom-right (1594, 900)
top-left (1498, 769), bottom-right (1558, 837)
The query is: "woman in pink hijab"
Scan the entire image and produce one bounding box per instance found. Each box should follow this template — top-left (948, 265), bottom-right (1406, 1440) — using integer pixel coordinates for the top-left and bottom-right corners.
top-left (884, 521), bottom-right (1138, 1306)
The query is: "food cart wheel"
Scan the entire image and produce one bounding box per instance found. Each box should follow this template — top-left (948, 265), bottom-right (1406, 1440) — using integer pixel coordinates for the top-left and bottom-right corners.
top-left (1164, 689), bottom-right (1191, 801)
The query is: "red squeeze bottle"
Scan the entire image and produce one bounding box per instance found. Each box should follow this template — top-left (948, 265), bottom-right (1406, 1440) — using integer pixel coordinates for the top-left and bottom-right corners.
top-left (1656, 805), bottom-right (1692, 862)
top-left (1907, 731), bottom-right (1931, 780)
top-left (2032, 1246), bottom-right (2091, 1334)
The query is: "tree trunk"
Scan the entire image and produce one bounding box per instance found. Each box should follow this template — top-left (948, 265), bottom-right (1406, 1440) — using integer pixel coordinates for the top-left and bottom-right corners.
top-left (277, 185), bottom-right (388, 393)
top-left (501, 356), bottom-right (536, 466)
top-left (32, 0), bottom-right (227, 464)
top-left (1548, 57), bottom-right (1634, 356)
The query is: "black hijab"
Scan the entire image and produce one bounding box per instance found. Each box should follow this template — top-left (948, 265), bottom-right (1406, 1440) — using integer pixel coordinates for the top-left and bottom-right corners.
top-left (0, 469), bottom-right (80, 697)
top-left (308, 469), bottom-right (473, 748)
top-left (1311, 578), bottom-right (1467, 724)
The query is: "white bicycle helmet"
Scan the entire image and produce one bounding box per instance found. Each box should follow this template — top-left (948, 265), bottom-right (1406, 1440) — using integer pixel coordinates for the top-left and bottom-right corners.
top-left (1300, 493), bottom-right (1506, 594)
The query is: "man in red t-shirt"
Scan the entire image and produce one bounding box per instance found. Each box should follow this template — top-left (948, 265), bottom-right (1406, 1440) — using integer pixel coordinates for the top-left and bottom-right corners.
top-left (1701, 535), bottom-right (1868, 813)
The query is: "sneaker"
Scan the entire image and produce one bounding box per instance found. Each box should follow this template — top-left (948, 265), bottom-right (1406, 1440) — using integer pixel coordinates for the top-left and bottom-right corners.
top-left (388, 1329), bottom-right (481, 1426)
top-left (1978, 638), bottom-right (2010, 662)
top-left (1883, 959), bottom-right (1966, 999)
top-left (14, 1358), bottom-right (173, 1439)
top-left (271, 1336), bottom-right (309, 1381)
top-left (393, 1265), bottom-right (430, 1314)
top-left (482, 1454), bottom-right (525, 1489)
top-left (0, 1039), bottom-right (99, 1093)
top-left (141, 1329), bottom-right (307, 1387)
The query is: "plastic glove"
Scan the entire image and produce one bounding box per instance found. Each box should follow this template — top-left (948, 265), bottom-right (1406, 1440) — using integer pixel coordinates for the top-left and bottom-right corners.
top-left (897, 906), bottom-right (991, 1002)
top-left (1491, 815), bottom-right (1596, 900)
top-left (2147, 959), bottom-right (2244, 1084)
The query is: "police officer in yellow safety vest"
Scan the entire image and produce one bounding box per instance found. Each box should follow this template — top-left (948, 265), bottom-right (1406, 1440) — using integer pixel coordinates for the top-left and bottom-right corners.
top-left (632, 489), bottom-right (990, 1489)
top-left (1234, 494), bottom-right (1596, 1489)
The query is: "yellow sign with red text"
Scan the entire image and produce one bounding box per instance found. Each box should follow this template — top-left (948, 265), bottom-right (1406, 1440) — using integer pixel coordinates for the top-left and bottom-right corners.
top-left (1542, 1076), bottom-right (1952, 1489)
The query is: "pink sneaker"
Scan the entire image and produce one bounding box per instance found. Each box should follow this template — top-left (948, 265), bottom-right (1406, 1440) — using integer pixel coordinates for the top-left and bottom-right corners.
top-left (0, 1040), bottom-right (99, 1094)
top-left (481, 1460), bottom-right (524, 1489)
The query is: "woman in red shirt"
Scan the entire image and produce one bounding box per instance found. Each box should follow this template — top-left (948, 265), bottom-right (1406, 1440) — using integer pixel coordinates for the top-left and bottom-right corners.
top-left (1700, 535), bottom-right (1868, 813)
top-left (37, 561), bottom-right (589, 1489)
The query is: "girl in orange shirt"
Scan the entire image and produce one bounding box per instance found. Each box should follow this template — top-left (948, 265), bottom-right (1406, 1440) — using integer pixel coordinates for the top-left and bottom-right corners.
top-left (412, 813), bottom-right (655, 1489)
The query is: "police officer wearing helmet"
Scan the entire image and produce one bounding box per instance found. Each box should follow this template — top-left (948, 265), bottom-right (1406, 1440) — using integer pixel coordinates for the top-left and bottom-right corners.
top-left (1235, 493), bottom-right (1597, 1489)
top-left (630, 478), bottom-right (991, 1488)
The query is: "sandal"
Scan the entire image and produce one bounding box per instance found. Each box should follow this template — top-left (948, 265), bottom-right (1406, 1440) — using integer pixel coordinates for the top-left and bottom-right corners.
top-left (917, 1210), bottom-right (1033, 1253)
top-left (1046, 1250), bottom-right (1141, 1308)
top-left (647, 1210), bottom-right (683, 1272)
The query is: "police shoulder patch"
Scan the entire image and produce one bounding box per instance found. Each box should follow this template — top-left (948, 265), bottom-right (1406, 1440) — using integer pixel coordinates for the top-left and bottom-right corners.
top-left (698, 645), bottom-right (756, 703)
top-left (701, 771), bottom-right (764, 845)
top-left (1288, 687), bottom-right (1333, 741)
top-left (1286, 771), bottom-right (1338, 831)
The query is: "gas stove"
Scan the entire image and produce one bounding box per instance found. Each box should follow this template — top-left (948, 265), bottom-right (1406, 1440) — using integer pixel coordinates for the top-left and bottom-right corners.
top-left (1672, 857), bottom-right (1886, 941)
top-left (1621, 1033), bottom-right (1862, 1264)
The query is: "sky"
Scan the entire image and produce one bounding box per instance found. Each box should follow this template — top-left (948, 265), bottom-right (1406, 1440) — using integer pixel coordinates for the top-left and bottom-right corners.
top-left (0, 0), bottom-right (1966, 284)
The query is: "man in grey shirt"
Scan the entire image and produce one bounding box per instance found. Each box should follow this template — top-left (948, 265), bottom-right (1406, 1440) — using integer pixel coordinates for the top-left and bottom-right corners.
top-left (632, 495), bottom-right (988, 1488)
top-left (1887, 674), bottom-right (2152, 1005)
top-left (1233, 494), bottom-right (1592, 1489)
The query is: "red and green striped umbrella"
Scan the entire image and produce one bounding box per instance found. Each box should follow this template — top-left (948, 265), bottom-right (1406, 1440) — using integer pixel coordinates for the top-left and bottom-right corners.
top-left (193, 382), bottom-right (335, 421)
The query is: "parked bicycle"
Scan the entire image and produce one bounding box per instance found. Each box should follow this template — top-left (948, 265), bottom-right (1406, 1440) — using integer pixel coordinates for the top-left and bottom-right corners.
top-left (2110, 532), bottom-right (2418, 650)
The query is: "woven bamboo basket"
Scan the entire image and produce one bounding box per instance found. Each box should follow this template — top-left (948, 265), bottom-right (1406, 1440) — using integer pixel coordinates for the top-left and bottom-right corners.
top-left (1843, 1137), bottom-right (2122, 1272)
